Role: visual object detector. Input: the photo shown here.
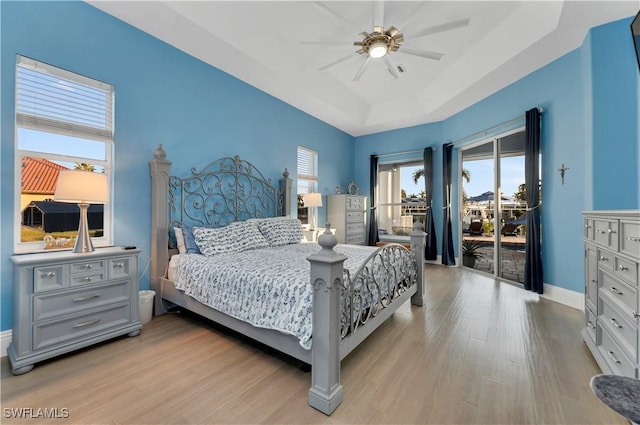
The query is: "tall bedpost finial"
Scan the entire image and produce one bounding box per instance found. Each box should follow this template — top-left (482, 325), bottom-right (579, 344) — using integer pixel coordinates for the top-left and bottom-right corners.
top-left (153, 144), bottom-right (167, 160)
top-left (410, 220), bottom-right (426, 307)
top-left (282, 168), bottom-right (290, 179)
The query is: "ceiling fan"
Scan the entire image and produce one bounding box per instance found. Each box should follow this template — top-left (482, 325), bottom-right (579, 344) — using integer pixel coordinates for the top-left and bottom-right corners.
top-left (304, 1), bottom-right (470, 81)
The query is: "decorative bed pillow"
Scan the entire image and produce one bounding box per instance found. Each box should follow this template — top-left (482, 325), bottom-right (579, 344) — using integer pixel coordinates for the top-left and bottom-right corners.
top-left (180, 223), bottom-right (201, 254)
top-left (193, 221), bottom-right (269, 256)
top-left (257, 219), bottom-right (303, 247)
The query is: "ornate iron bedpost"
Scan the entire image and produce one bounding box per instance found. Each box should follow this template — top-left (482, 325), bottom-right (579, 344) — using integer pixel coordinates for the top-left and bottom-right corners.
top-left (410, 221), bottom-right (427, 306)
top-left (149, 145), bottom-right (171, 315)
top-left (307, 225), bottom-right (347, 415)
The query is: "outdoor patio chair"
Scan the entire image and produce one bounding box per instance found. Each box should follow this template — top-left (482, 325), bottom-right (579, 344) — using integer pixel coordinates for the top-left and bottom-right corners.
top-left (501, 222), bottom-right (520, 236)
top-left (468, 221), bottom-right (483, 236)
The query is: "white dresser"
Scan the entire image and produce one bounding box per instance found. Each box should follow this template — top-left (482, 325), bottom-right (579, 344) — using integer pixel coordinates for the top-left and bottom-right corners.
top-left (582, 210), bottom-right (640, 378)
top-left (327, 195), bottom-right (367, 245)
top-left (8, 247), bottom-right (142, 374)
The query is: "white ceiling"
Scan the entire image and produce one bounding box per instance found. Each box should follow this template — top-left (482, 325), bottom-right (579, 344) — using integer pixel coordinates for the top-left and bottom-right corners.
top-left (88, 1), bottom-right (639, 136)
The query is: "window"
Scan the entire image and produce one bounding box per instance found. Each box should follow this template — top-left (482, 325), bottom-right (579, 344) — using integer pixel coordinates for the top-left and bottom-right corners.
top-left (15, 56), bottom-right (114, 252)
top-left (297, 146), bottom-right (318, 223)
top-left (376, 160), bottom-right (425, 238)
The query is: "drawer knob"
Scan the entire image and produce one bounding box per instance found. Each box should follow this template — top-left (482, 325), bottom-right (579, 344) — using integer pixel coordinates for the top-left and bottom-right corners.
top-left (596, 230), bottom-right (606, 234)
top-left (72, 318), bottom-right (101, 329)
top-left (585, 224), bottom-right (591, 229)
top-left (113, 263), bottom-right (124, 268)
top-left (607, 228), bottom-right (616, 234)
top-left (610, 286), bottom-right (623, 296)
top-left (85, 276), bottom-right (93, 282)
top-left (618, 264), bottom-right (628, 272)
top-left (46, 272), bottom-right (56, 278)
top-left (599, 256), bottom-right (608, 262)
top-left (633, 311), bottom-right (639, 319)
top-left (73, 294), bottom-right (101, 302)
top-left (625, 236), bottom-right (639, 242)
top-left (607, 351), bottom-right (621, 365)
top-left (85, 264), bottom-right (93, 269)
top-left (587, 320), bottom-right (596, 329)
top-left (610, 318), bottom-right (623, 329)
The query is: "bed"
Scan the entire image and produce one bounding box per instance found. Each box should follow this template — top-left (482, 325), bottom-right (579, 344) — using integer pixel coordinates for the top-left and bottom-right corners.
top-left (149, 146), bottom-right (426, 415)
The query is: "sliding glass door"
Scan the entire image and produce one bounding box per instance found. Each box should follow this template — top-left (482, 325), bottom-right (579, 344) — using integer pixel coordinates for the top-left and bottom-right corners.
top-left (460, 129), bottom-right (528, 284)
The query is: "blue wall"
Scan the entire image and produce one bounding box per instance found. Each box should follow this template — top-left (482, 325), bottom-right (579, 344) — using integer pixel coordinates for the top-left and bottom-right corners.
top-left (354, 16), bottom-right (639, 294)
top-left (0, 1), bottom-right (353, 331)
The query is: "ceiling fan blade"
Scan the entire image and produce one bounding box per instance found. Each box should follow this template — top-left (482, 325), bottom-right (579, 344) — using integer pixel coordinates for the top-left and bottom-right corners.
top-left (318, 53), bottom-right (355, 72)
top-left (353, 57), bottom-right (372, 82)
top-left (314, 2), bottom-right (366, 33)
top-left (397, 47), bottom-right (444, 61)
top-left (383, 55), bottom-right (400, 79)
top-left (373, 1), bottom-right (385, 30)
top-left (300, 40), bottom-right (352, 46)
top-left (406, 18), bottom-right (470, 39)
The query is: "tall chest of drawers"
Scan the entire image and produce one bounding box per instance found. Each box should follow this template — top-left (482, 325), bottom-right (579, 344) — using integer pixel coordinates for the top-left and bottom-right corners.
top-left (8, 247), bottom-right (142, 375)
top-left (582, 210), bottom-right (640, 378)
top-left (327, 195), bottom-right (367, 245)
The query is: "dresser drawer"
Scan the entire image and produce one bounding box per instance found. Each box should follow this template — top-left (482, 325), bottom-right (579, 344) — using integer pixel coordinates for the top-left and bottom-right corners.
top-left (599, 296), bottom-right (637, 361)
top-left (70, 272), bottom-right (107, 287)
top-left (598, 324), bottom-right (636, 378)
top-left (585, 306), bottom-right (597, 344)
top-left (620, 220), bottom-right (640, 258)
top-left (584, 218), bottom-right (594, 240)
top-left (346, 196), bottom-right (364, 211)
top-left (108, 257), bottom-right (133, 280)
top-left (33, 303), bottom-right (131, 350)
top-left (613, 255), bottom-right (638, 287)
top-left (34, 280), bottom-right (130, 322)
top-left (70, 259), bottom-right (105, 275)
top-left (597, 249), bottom-right (614, 272)
top-left (346, 211), bottom-right (363, 223)
top-left (34, 265), bottom-right (68, 293)
top-left (346, 235), bottom-right (365, 245)
top-left (600, 271), bottom-right (637, 316)
top-left (346, 222), bottom-right (365, 235)
top-left (594, 219), bottom-right (619, 251)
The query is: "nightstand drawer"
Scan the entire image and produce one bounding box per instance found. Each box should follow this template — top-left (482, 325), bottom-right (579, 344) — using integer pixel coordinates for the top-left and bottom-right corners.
top-left (613, 255), bottom-right (638, 287)
top-left (70, 272), bottom-right (106, 287)
top-left (34, 281), bottom-right (130, 322)
top-left (34, 265), bottom-right (68, 293)
top-left (109, 257), bottom-right (133, 280)
top-left (70, 260), bottom-right (105, 275)
top-left (33, 303), bottom-right (131, 350)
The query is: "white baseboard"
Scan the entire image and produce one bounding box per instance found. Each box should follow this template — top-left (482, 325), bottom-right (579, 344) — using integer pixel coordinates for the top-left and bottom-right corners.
top-left (541, 283), bottom-right (584, 311)
top-left (1, 329), bottom-right (12, 358)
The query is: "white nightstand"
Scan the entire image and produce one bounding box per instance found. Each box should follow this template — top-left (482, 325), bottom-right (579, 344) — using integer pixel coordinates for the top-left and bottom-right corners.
top-left (8, 247), bottom-right (142, 375)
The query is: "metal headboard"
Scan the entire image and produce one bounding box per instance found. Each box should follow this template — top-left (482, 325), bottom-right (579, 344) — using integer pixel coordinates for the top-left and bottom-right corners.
top-left (168, 155), bottom-right (287, 228)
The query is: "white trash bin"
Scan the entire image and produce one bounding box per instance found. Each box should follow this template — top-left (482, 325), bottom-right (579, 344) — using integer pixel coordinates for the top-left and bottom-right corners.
top-left (139, 290), bottom-right (156, 324)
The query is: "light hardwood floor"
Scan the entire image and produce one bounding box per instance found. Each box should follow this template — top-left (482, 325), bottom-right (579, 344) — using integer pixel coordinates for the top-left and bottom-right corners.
top-left (1, 265), bottom-right (626, 424)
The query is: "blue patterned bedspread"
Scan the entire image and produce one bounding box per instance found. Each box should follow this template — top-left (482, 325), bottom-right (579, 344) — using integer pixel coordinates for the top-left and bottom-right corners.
top-left (173, 243), bottom-right (376, 349)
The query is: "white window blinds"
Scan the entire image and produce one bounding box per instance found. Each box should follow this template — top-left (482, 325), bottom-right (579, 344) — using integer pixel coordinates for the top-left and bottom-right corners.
top-left (297, 146), bottom-right (318, 183)
top-left (16, 56), bottom-right (114, 143)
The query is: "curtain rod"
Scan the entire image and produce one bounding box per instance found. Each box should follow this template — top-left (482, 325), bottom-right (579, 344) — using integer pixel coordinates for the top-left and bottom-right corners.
top-left (372, 147), bottom-right (434, 159)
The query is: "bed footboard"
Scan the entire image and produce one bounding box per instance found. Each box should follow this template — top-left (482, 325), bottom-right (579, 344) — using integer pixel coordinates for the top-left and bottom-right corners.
top-left (307, 223), bottom-right (426, 415)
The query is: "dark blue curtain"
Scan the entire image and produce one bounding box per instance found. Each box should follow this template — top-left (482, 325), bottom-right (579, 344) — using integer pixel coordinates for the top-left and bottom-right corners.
top-left (367, 155), bottom-right (379, 246)
top-left (441, 143), bottom-right (455, 265)
top-left (423, 148), bottom-right (437, 260)
top-left (524, 108), bottom-right (543, 293)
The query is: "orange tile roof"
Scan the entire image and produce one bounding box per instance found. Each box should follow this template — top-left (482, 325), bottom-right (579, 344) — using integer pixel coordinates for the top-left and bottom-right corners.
top-left (21, 157), bottom-right (69, 195)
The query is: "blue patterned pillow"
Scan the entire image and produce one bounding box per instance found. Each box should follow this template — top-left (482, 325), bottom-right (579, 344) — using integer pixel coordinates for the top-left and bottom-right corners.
top-left (180, 223), bottom-right (201, 254)
top-left (193, 221), bottom-right (269, 256)
top-left (258, 219), bottom-right (303, 247)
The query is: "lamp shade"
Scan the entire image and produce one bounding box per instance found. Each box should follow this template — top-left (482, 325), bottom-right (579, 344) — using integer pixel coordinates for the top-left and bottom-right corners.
top-left (303, 192), bottom-right (323, 208)
top-left (54, 170), bottom-right (109, 204)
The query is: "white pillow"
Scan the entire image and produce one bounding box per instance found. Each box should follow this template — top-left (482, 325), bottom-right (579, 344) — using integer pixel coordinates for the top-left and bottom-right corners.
top-left (174, 227), bottom-right (186, 254)
top-left (193, 221), bottom-right (269, 256)
top-left (258, 219), bottom-right (303, 247)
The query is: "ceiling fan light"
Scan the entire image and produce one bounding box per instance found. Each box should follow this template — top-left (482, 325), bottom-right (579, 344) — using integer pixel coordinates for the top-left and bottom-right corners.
top-left (369, 41), bottom-right (388, 59)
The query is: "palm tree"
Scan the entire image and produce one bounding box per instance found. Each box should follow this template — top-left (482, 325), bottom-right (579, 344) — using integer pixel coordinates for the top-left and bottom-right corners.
top-left (74, 163), bottom-right (96, 172)
top-left (412, 168), bottom-right (471, 201)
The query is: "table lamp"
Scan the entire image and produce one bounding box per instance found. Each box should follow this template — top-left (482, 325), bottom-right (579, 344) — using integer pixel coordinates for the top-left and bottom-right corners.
top-left (303, 192), bottom-right (323, 231)
top-left (54, 170), bottom-right (109, 253)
